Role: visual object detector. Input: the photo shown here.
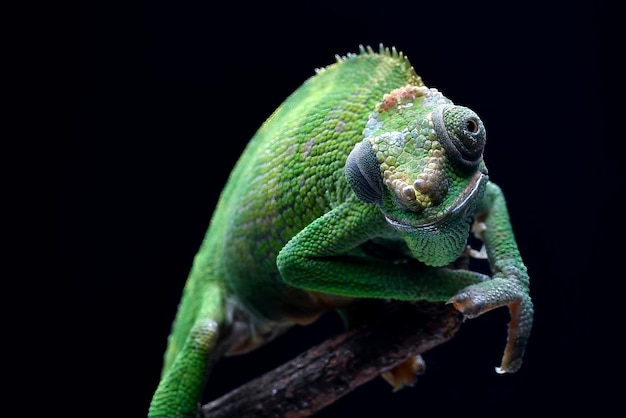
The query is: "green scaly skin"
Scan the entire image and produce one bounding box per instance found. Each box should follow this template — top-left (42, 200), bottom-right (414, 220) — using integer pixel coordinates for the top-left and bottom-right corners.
top-left (148, 45), bottom-right (533, 417)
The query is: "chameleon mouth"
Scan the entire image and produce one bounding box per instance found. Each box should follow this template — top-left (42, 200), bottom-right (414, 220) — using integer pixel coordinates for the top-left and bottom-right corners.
top-left (384, 169), bottom-right (488, 232)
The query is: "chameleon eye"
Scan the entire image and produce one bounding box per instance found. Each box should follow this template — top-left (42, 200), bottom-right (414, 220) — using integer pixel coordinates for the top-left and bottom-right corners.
top-left (466, 118), bottom-right (478, 133)
top-left (345, 139), bottom-right (383, 204)
top-left (433, 105), bottom-right (486, 169)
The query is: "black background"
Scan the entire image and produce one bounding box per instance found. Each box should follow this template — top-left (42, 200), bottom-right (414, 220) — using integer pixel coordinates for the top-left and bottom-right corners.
top-left (66, 1), bottom-right (620, 416)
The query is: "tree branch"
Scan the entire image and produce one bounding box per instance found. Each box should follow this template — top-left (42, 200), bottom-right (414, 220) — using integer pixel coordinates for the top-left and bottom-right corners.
top-left (200, 301), bottom-right (463, 418)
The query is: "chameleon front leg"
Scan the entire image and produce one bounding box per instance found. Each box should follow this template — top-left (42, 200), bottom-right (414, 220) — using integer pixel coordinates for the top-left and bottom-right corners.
top-left (449, 181), bottom-right (533, 373)
top-left (276, 200), bottom-right (489, 304)
top-left (277, 200), bottom-right (488, 390)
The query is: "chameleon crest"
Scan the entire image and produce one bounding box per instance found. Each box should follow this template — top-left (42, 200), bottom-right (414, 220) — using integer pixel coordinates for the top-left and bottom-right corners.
top-left (149, 45), bottom-right (533, 417)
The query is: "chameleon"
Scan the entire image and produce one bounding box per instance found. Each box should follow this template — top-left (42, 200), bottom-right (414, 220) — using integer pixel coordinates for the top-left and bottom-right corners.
top-left (148, 44), bottom-right (533, 417)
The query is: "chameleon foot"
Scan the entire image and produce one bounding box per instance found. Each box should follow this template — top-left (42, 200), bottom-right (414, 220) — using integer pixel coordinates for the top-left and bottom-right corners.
top-left (447, 275), bottom-right (533, 373)
top-left (381, 354), bottom-right (426, 391)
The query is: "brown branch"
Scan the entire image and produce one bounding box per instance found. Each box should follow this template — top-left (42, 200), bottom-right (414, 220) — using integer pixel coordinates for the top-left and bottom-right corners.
top-left (200, 301), bottom-right (463, 418)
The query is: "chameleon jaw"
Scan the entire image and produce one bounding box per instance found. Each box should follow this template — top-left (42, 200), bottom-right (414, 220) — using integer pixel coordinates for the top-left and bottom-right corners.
top-left (384, 169), bottom-right (488, 232)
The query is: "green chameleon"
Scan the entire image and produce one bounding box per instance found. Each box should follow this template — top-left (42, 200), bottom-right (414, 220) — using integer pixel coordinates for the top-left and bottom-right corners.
top-left (149, 45), bottom-right (533, 417)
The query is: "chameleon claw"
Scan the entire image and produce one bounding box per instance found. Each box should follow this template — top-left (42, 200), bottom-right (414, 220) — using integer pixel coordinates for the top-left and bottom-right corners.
top-left (447, 288), bottom-right (486, 319)
top-left (468, 244), bottom-right (487, 259)
top-left (495, 356), bottom-right (522, 374)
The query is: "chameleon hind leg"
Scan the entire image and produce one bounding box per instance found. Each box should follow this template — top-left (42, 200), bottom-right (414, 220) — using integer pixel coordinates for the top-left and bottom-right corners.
top-left (148, 318), bottom-right (221, 418)
top-left (149, 276), bottom-right (227, 418)
top-left (338, 299), bottom-right (426, 391)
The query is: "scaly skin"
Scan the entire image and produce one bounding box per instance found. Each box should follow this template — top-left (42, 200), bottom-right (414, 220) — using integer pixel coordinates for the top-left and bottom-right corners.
top-left (148, 45), bottom-right (533, 417)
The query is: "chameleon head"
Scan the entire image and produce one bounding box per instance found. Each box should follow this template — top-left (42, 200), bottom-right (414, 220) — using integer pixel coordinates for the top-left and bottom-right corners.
top-left (345, 85), bottom-right (489, 266)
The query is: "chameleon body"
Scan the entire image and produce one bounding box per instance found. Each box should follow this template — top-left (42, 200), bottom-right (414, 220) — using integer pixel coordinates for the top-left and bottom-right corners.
top-left (149, 45), bottom-right (533, 417)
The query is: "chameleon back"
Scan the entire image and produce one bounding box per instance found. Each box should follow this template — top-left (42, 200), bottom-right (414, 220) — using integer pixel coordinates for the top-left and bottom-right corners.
top-left (209, 48), bottom-right (422, 322)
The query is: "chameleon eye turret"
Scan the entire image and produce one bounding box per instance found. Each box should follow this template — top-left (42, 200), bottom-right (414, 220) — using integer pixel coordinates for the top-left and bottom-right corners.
top-left (432, 104), bottom-right (486, 169)
top-left (345, 139), bottom-right (384, 204)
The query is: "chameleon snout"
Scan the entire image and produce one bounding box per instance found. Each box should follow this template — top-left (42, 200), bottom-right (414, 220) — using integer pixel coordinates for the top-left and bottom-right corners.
top-left (387, 164), bottom-right (449, 212)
